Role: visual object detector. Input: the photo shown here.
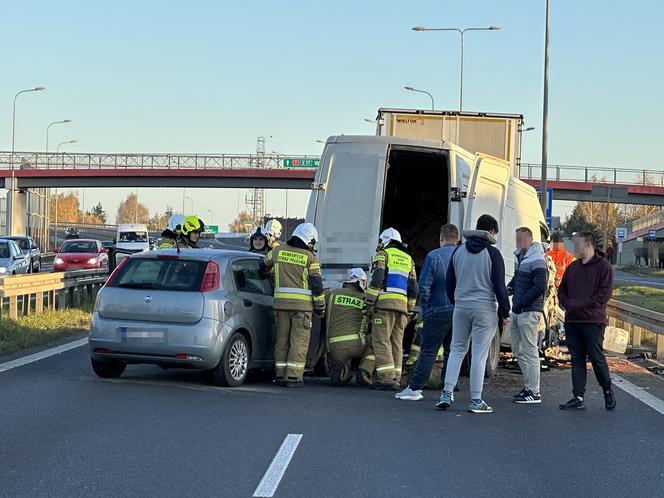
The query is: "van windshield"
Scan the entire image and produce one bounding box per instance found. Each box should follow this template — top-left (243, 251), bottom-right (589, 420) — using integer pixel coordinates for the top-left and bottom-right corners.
top-left (118, 231), bottom-right (148, 243)
top-left (108, 258), bottom-right (208, 291)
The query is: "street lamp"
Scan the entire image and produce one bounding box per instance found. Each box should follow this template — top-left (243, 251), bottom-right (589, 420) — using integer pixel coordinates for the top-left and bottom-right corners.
top-left (316, 140), bottom-right (325, 144)
top-left (412, 25), bottom-right (501, 110)
top-left (404, 86), bottom-right (435, 110)
top-left (9, 86), bottom-right (45, 235)
top-left (185, 196), bottom-right (193, 213)
top-left (522, 127), bottom-right (535, 132)
top-left (45, 119), bottom-right (71, 153)
top-left (56, 140), bottom-right (77, 153)
top-left (540, 0), bottom-right (551, 214)
top-left (45, 120), bottom-right (71, 250)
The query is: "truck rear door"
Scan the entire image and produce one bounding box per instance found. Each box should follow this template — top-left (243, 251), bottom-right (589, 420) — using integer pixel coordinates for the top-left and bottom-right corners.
top-left (464, 154), bottom-right (511, 248)
top-left (308, 139), bottom-right (388, 285)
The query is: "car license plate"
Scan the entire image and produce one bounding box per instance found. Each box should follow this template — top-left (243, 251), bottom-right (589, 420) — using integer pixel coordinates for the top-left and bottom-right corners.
top-left (119, 327), bottom-right (167, 342)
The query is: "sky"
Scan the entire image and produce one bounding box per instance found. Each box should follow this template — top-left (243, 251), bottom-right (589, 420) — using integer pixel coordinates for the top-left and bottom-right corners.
top-left (1, 0), bottom-right (663, 228)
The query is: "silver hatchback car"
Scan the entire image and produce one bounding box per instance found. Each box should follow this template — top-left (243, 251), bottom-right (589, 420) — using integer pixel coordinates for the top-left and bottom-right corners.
top-left (89, 249), bottom-right (277, 386)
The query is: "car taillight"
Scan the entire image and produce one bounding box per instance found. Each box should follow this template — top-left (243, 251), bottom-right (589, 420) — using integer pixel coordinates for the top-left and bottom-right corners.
top-left (104, 257), bottom-right (129, 287)
top-left (200, 260), bottom-right (220, 292)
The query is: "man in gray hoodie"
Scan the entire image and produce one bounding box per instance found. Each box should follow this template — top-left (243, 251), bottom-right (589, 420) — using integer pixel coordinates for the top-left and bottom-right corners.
top-left (436, 214), bottom-right (511, 414)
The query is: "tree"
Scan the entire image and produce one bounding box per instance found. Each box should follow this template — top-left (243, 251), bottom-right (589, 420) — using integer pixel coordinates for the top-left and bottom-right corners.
top-left (563, 201), bottom-right (620, 247)
top-left (228, 210), bottom-right (255, 233)
top-left (90, 202), bottom-right (107, 224)
top-left (50, 192), bottom-right (81, 223)
top-left (148, 207), bottom-right (174, 230)
top-left (116, 193), bottom-right (150, 224)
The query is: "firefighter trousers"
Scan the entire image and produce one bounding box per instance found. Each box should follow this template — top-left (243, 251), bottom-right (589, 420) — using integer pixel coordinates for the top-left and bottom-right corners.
top-left (329, 343), bottom-right (375, 384)
top-left (372, 309), bottom-right (409, 383)
top-left (274, 310), bottom-right (312, 382)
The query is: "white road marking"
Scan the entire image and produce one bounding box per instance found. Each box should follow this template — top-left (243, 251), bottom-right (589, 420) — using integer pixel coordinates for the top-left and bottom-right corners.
top-left (613, 374), bottom-right (664, 416)
top-left (0, 337), bottom-right (87, 373)
top-left (89, 377), bottom-right (282, 394)
top-left (253, 434), bottom-right (303, 498)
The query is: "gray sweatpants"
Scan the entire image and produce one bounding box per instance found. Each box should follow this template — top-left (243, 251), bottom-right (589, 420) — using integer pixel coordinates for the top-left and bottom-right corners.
top-left (444, 307), bottom-right (498, 400)
top-left (510, 311), bottom-right (542, 394)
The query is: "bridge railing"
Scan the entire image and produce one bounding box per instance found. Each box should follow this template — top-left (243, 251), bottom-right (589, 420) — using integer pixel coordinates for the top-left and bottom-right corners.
top-left (626, 210), bottom-right (664, 233)
top-left (0, 152), bottom-right (318, 170)
top-left (520, 163), bottom-right (664, 186)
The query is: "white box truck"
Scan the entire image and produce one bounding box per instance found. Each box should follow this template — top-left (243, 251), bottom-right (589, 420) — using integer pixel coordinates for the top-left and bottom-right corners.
top-left (306, 134), bottom-right (548, 376)
top-left (375, 108), bottom-right (524, 174)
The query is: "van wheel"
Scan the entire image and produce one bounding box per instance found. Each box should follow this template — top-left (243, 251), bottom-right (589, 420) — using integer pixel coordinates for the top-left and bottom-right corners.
top-left (212, 333), bottom-right (249, 387)
top-left (484, 329), bottom-right (501, 378)
top-left (91, 358), bottom-right (126, 378)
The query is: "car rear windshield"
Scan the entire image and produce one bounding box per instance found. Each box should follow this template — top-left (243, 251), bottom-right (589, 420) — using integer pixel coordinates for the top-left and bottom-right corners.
top-left (0, 244), bottom-right (9, 258)
top-left (118, 231), bottom-right (148, 243)
top-left (60, 241), bottom-right (98, 253)
top-left (107, 258), bottom-right (209, 291)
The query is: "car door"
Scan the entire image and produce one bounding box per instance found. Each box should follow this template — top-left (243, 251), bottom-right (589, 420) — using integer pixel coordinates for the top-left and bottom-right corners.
top-left (10, 242), bottom-right (29, 274)
top-left (229, 258), bottom-right (275, 365)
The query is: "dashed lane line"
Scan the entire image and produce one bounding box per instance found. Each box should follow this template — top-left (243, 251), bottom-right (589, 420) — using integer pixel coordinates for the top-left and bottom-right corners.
top-left (253, 434), bottom-right (303, 497)
top-left (613, 374), bottom-right (664, 416)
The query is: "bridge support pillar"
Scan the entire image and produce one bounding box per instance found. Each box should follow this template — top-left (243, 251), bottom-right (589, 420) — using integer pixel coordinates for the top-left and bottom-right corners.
top-left (4, 183), bottom-right (27, 236)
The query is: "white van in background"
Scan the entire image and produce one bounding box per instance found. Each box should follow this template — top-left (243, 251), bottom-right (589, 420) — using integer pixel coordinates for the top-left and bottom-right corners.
top-left (306, 135), bottom-right (549, 376)
top-left (115, 223), bottom-right (150, 252)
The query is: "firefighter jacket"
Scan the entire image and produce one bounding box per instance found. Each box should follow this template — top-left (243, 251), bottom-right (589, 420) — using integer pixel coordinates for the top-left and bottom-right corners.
top-left (366, 244), bottom-right (418, 314)
top-left (325, 284), bottom-right (369, 353)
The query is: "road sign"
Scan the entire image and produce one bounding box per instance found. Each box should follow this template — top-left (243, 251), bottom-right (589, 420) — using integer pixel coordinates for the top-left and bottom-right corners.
top-left (244, 221), bottom-right (253, 228)
top-left (283, 158), bottom-right (320, 168)
top-left (615, 227), bottom-right (627, 241)
top-left (536, 188), bottom-right (553, 227)
top-left (649, 229), bottom-right (657, 240)
top-left (207, 224), bottom-right (219, 234)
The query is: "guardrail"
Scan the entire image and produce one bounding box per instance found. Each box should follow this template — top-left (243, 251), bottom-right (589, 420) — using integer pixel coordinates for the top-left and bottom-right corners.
top-left (607, 299), bottom-right (664, 358)
top-left (0, 269), bottom-right (109, 319)
top-left (520, 163), bottom-right (664, 187)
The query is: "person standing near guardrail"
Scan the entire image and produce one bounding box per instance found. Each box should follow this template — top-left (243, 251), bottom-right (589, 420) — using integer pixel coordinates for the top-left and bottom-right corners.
top-left (558, 230), bottom-right (615, 411)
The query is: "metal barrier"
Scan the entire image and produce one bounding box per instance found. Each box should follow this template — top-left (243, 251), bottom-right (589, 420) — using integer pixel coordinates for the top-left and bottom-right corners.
top-left (607, 299), bottom-right (664, 359)
top-left (520, 163), bottom-right (664, 187)
top-left (0, 269), bottom-right (108, 319)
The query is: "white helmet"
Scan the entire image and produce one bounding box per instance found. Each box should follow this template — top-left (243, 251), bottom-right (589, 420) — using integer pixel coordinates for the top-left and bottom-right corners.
top-left (379, 227), bottom-right (402, 247)
top-left (344, 267), bottom-right (367, 291)
top-left (167, 214), bottom-right (186, 233)
top-left (265, 219), bottom-right (282, 239)
top-left (292, 222), bottom-right (319, 250)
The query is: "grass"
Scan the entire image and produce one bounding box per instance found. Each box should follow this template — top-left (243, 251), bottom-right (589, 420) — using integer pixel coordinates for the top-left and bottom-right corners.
top-left (612, 284), bottom-right (664, 314)
top-left (0, 308), bottom-right (91, 357)
top-left (619, 266), bottom-right (664, 277)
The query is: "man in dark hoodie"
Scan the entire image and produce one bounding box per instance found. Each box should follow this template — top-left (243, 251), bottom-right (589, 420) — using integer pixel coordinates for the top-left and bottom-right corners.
top-left (437, 214), bottom-right (511, 414)
top-left (558, 230), bottom-right (615, 411)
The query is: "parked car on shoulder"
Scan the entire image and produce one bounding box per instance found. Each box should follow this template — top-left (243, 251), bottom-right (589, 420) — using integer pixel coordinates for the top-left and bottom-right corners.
top-left (0, 236), bottom-right (41, 273)
top-left (65, 227), bottom-right (80, 239)
top-left (54, 239), bottom-right (109, 271)
top-left (90, 249), bottom-right (286, 386)
top-left (0, 239), bottom-right (31, 275)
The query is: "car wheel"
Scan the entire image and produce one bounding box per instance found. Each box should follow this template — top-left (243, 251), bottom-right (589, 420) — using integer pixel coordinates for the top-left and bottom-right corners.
top-left (91, 357), bottom-right (126, 378)
top-left (212, 333), bottom-right (249, 387)
top-left (27, 260), bottom-right (32, 273)
top-left (484, 328), bottom-right (501, 378)
top-left (34, 260), bottom-right (40, 273)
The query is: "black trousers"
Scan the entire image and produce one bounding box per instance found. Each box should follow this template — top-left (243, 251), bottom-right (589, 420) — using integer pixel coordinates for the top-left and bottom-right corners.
top-left (565, 323), bottom-right (612, 397)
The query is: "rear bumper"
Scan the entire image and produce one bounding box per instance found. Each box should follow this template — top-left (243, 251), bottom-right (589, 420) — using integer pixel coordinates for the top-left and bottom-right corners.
top-left (89, 313), bottom-right (231, 370)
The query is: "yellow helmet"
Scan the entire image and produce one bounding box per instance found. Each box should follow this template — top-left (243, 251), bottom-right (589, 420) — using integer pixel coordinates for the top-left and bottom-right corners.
top-left (181, 216), bottom-right (205, 236)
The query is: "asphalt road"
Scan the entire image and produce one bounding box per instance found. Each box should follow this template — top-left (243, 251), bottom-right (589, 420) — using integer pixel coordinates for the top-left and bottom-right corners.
top-left (1, 344), bottom-right (663, 497)
top-left (614, 269), bottom-right (664, 290)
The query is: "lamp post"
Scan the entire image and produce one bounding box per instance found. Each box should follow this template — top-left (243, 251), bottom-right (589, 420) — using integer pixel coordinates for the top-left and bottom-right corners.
top-left (540, 0), bottom-right (551, 214)
top-left (404, 86), bottom-right (435, 110)
top-left (412, 25), bottom-right (501, 111)
top-left (9, 86), bottom-right (45, 235)
top-left (53, 140), bottom-right (76, 247)
top-left (56, 140), bottom-right (76, 153)
top-left (45, 119), bottom-right (71, 247)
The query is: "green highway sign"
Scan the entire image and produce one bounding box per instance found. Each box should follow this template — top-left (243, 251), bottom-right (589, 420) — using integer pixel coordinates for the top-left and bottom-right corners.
top-left (282, 158), bottom-right (320, 168)
top-left (207, 224), bottom-right (219, 234)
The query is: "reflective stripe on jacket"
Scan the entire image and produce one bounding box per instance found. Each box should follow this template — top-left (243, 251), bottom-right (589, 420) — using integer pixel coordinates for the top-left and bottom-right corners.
top-left (325, 285), bottom-right (368, 352)
top-left (366, 245), bottom-right (418, 313)
top-left (263, 244), bottom-right (325, 312)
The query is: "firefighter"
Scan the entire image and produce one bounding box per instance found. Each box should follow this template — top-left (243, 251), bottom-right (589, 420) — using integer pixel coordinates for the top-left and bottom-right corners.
top-left (261, 222), bottom-right (325, 387)
top-left (249, 226), bottom-right (269, 255)
top-left (549, 233), bottom-right (574, 287)
top-left (158, 214), bottom-right (185, 250)
top-left (365, 228), bottom-right (418, 390)
top-left (326, 268), bottom-right (375, 387)
top-left (180, 216), bottom-right (205, 248)
top-left (265, 219), bottom-right (282, 250)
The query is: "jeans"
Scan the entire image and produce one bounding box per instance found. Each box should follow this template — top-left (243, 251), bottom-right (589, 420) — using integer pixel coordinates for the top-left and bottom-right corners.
top-left (410, 311), bottom-right (453, 391)
top-left (565, 323), bottom-right (612, 397)
top-left (510, 311), bottom-right (542, 394)
top-left (444, 307), bottom-right (498, 400)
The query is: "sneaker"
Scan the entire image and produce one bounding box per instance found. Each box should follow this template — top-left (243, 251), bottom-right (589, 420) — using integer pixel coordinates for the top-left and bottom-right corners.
top-left (513, 388), bottom-right (527, 400)
top-left (559, 397), bottom-right (585, 410)
top-left (285, 380), bottom-right (304, 388)
top-left (274, 378), bottom-right (287, 387)
top-left (395, 386), bottom-right (423, 401)
top-left (604, 388), bottom-right (616, 410)
top-left (514, 389), bottom-right (542, 404)
top-left (435, 391), bottom-right (453, 410)
top-left (468, 400), bottom-right (494, 414)
top-left (371, 382), bottom-right (399, 391)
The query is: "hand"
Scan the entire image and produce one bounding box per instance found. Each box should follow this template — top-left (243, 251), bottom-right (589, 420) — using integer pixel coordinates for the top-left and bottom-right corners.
top-left (502, 317), bottom-right (511, 327)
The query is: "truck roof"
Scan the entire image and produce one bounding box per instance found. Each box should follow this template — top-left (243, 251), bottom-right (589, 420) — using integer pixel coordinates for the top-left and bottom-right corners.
top-left (324, 134), bottom-right (469, 154)
top-left (376, 107), bottom-right (524, 120)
